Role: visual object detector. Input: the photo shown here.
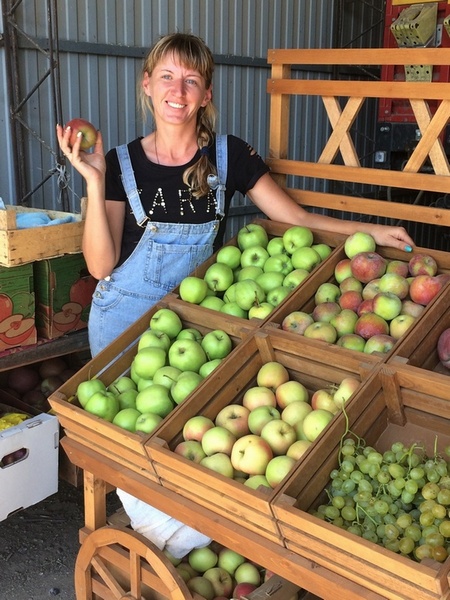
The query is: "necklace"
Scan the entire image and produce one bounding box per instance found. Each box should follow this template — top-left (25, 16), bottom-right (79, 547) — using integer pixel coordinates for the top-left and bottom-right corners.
top-left (154, 133), bottom-right (160, 165)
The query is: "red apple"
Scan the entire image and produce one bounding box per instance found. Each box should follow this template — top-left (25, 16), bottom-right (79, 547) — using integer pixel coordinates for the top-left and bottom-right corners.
top-left (65, 118), bottom-right (98, 150)
top-left (338, 290), bottom-right (363, 312)
top-left (275, 379), bottom-right (309, 408)
top-left (233, 582), bottom-right (258, 599)
top-left (230, 434), bottom-right (273, 475)
top-left (354, 312), bottom-right (389, 339)
top-left (311, 388), bottom-right (339, 414)
top-left (409, 275), bottom-right (442, 306)
top-left (401, 299), bottom-right (425, 318)
top-left (334, 258), bottom-right (353, 283)
top-left (357, 298), bottom-right (374, 316)
top-left (281, 311), bottom-right (314, 334)
top-left (215, 404), bottom-right (250, 438)
top-left (437, 328), bottom-right (450, 369)
top-left (242, 386), bottom-right (277, 411)
top-left (386, 259), bottom-right (409, 277)
top-left (303, 321), bottom-right (338, 343)
top-left (339, 276), bottom-right (363, 293)
top-left (256, 361), bottom-right (289, 391)
top-left (408, 253), bottom-right (438, 277)
top-left (333, 377), bottom-right (360, 408)
top-left (350, 252), bottom-right (387, 284)
top-left (312, 301), bottom-right (341, 323)
top-left (389, 314), bottom-right (416, 340)
top-left (363, 334), bottom-right (396, 355)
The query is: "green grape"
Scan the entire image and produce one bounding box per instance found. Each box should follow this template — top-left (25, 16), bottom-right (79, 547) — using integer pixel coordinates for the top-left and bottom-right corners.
top-left (393, 477), bottom-right (406, 491)
top-left (432, 546), bottom-right (448, 562)
top-left (363, 445), bottom-right (376, 457)
top-left (330, 469), bottom-right (340, 479)
top-left (438, 520), bottom-right (450, 537)
top-left (324, 505), bottom-right (340, 520)
top-left (432, 503), bottom-right (447, 520)
top-left (396, 513), bottom-right (413, 529)
top-left (426, 532), bottom-right (445, 547)
top-left (374, 500), bottom-right (389, 516)
top-left (384, 513), bottom-right (397, 526)
top-left (362, 530), bottom-right (378, 543)
top-left (414, 544), bottom-right (432, 561)
top-left (332, 495), bottom-right (346, 510)
top-left (391, 441), bottom-right (405, 454)
top-left (437, 489), bottom-right (450, 506)
top-left (377, 470), bottom-right (391, 485)
top-left (341, 479), bottom-right (356, 495)
top-left (407, 452), bottom-right (421, 468)
top-left (358, 479), bottom-right (373, 494)
top-left (341, 505), bottom-right (357, 522)
top-left (385, 539), bottom-right (400, 553)
top-left (368, 464), bottom-right (381, 479)
top-left (341, 444), bottom-right (357, 457)
top-left (445, 446), bottom-right (450, 457)
top-left (347, 524), bottom-right (362, 536)
top-left (436, 460), bottom-right (448, 477)
top-left (382, 450), bottom-right (396, 464)
top-left (422, 482), bottom-right (440, 500)
top-left (404, 523), bottom-right (422, 543)
top-left (409, 466), bottom-right (425, 481)
top-left (420, 499), bottom-right (437, 513)
top-left (332, 516), bottom-right (344, 528)
top-left (350, 470), bottom-right (364, 483)
top-left (404, 479), bottom-right (419, 495)
top-left (388, 463), bottom-right (406, 479)
top-left (426, 468), bottom-right (440, 483)
top-left (398, 536), bottom-right (415, 555)
top-left (384, 524), bottom-right (399, 540)
top-left (376, 524), bottom-right (386, 538)
top-left (341, 459), bottom-right (355, 474)
top-left (419, 511), bottom-right (435, 527)
top-left (401, 491), bottom-right (415, 505)
top-left (331, 477), bottom-right (343, 490)
top-left (367, 451), bottom-right (383, 465)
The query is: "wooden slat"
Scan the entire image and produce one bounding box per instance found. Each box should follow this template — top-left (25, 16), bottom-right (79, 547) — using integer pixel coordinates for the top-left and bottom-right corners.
top-left (267, 47), bottom-right (450, 66)
top-left (319, 96), bottom-right (362, 167)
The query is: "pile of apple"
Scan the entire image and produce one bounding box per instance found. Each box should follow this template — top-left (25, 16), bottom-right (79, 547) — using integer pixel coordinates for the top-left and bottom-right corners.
top-left (4, 356), bottom-right (78, 413)
top-left (172, 359), bottom-right (360, 489)
top-left (168, 540), bottom-right (297, 600)
top-left (281, 232), bottom-right (449, 354)
top-left (75, 308), bottom-right (235, 432)
top-left (178, 223), bottom-right (333, 320)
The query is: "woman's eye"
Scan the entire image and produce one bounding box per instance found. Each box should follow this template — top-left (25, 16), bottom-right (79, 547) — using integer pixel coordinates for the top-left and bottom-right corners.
top-left (186, 79), bottom-right (198, 85)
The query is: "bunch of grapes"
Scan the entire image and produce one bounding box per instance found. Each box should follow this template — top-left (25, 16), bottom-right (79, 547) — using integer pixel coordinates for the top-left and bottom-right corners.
top-left (312, 435), bottom-right (450, 562)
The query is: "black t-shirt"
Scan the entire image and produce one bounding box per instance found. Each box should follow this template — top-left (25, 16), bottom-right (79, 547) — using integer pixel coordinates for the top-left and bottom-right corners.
top-left (105, 134), bottom-right (270, 266)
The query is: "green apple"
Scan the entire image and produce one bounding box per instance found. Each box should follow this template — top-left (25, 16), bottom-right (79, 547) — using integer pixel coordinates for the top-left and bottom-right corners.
top-left (237, 223), bottom-right (269, 250)
top-left (223, 282), bottom-right (239, 303)
top-left (134, 412), bottom-right (163, 434)
top-left (137, 377), bottom-right (154, 392)
top-left (314, 282), bottom-right (340, 304)
top-left (312, 243), bottom-right (332, 260)
top-left (266, 285), bottom-right (291, 307)
top-left (220, 302), bottom-right (248, 319)
top-left (182, 415), bottom-right (215, 441)
top-left (168, 339), bottom-right (207, 372)
top-left (266, 236), bottom-right (286, 256)
top-left (137, 329), bottom-right (171, 352)
top-left (234, 562), bottom-right (262, 586)
top-left (135, 383), bottom-right (174, 417)
top-left (179, 276), bottom-right (208, 304)
top-left (176, 327), bottom-right (203, 343)
top-left (244, 475), bottom-right (271, 490)
top-left (199, 358), bottom-right (223, 378)
top-left (200, 453), bottom-right (235, 478)
top-left (170, 370), bottom-right (204, 404)
top-left (372, 291), bottom-right (402, 321)
top-left (248, 302), bottom-right (274, 320)
top-left (282, 225), bottom-right (314, 253)
top-left (152, 365), bottom-right (182, 389)
top-left (76, 378), bottom-right (107, 408)
top-left (107, 375), bottom-right (136, 395)
top-left (117, 388), bottom-right (139, 410)
top-left (173, 439), bottom-right (206, 462)
top-left (204, 262), bottom-right (234, 293)
top-left (199, 296), bottom-right (225, 311)
top-left (303, 321), bottom-right (338, 343)
top-left (132, 346), bottom-right (167, 380)
top-left (291, 246), bottom-right (321, 271)
top-left (112, 407), bottom-right (141, 432)
top-left (216, 245), bottom-right (242, 270)
top-left (150, 308), bottom-right (183, 338)
top-left (255, 271), bottom-right (285, 294)
top-left (302, 408), bottom-right (334, 441)
top-left (344, 231), bottom-right (376, 259)
top-left (236, 265), bottom-right (264, 282)
top-left (217, 548), bottom-right (246, 575)
top-left (263, 253), bottom-right (293, 276)
top-left (240, 245), bottom-right (269, 269)
top-left (283, 268), bottom-right (310, 291)
top-left (84, 390), bottom-right (120, 422)
top-left (265, 455), bottom-right (296, 487)
top-left (201, 329), bottom-right (233, 360)
top-left (201, 426), bottom-right (236, 456)
top-left (235, 279), bottom-right (266, 311)
top-left (188, 546), bottom-right (218, 572)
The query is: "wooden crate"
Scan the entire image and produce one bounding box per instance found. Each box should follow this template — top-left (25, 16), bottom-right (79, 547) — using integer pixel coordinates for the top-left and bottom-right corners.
top-left (264, 242), bottom-right (450, 372)
top-left (145, 328), bottom-right (365, 545)
top-left (48, 295), bottom-right (253, 486)
top-left (271, 365), bottom-right (450, 600)
top-left (0, 205), bottom-right (84, 267)
top-left (171, 217), bottom-right (346, 325)
top-left (388, 283), bottom-right (450, 377)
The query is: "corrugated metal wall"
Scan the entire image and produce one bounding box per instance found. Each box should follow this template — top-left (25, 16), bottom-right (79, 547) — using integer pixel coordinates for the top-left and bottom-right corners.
top-left (0, 0), bottom-right (384, 240)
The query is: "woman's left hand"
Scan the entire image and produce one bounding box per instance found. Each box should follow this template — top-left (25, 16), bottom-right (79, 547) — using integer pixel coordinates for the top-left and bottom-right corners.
top-left (370, 224), bottom-right (415, 253)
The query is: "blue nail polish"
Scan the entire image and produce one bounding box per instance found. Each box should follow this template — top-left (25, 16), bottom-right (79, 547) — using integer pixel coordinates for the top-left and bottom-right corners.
top-left (405, 245), bottom-right (412, 252)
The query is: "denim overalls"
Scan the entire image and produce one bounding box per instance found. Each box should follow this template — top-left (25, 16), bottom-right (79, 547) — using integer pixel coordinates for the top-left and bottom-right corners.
top-left (88, 136), bottom-right (227, 356)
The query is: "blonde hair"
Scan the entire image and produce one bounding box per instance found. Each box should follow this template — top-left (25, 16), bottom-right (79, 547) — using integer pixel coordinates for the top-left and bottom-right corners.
top-left (139, 33), bottom-right (218, 198)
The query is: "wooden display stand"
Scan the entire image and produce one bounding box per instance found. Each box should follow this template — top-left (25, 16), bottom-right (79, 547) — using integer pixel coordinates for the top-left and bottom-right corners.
top-left (52, 48), bottom-right (450, 600)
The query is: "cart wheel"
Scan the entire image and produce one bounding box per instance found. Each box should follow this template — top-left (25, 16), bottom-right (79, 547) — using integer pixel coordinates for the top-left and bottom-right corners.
top-left (75, 525), bottom-right (195, 600)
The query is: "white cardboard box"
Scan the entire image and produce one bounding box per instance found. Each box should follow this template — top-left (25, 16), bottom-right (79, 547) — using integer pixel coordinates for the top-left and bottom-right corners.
top-left (0, 413), bottom-right (59, 521)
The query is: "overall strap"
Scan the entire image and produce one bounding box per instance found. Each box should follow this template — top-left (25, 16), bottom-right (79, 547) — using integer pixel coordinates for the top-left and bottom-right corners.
top-left (116, 144), bottom-right (149, 227)
top-left (207, 134), bottom-right (227, 218)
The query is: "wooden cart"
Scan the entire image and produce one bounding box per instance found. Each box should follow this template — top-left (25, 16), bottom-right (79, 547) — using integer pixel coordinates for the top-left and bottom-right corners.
top-left (53, 48), bottom-right (450, 600)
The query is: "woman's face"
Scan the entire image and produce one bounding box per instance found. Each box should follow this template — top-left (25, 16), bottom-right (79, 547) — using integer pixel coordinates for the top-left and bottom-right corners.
top-left (143, 53), bottom-right (212, 127)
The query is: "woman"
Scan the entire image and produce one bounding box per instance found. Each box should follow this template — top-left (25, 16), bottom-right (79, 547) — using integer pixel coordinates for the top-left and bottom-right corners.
top-left (57, 33), bottom-right (414, 558)
top-left (57, 32), bottom-right (414, 356)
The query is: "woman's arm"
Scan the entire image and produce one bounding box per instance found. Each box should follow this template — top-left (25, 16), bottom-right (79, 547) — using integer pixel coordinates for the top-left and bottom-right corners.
top-left (246, 173), bottom-right (415, 252)
top-left (56, 125), bottom-right (125, 279)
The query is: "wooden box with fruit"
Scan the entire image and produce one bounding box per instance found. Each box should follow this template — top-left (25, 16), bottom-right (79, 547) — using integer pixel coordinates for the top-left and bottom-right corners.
top-left (48, 296), bottom-right (252, 487)
top-left (263, 232), bottom-right (450, 374)
top-left (270, 364), bottom-right (450, 600)
top-left (0, 203), bottom-right (85, 267)
top-left (144, 327), bottom-right (364, 545)
top-left (171, 218), bottom-right (346, 324)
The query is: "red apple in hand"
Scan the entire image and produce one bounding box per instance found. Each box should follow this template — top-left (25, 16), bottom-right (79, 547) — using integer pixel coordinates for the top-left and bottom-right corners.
top-left (65, 118), bottom-right (98, 150)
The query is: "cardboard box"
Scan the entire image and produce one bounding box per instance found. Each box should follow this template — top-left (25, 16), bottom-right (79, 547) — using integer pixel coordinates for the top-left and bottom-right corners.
top-left (271, 365), bottom-right (450, 600)
top-left (0, 412), bottom-right (59, 521)
top-left (33, 253), bottom-right (97, 339)
top-left (245, 575), bottom-right (301, 599)
top-left (0, 204), bottom-right (84, 267)
top-left (145, 328), bottom-right (365, 544)
top-left (0, 262), bottom-right (37, 352)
